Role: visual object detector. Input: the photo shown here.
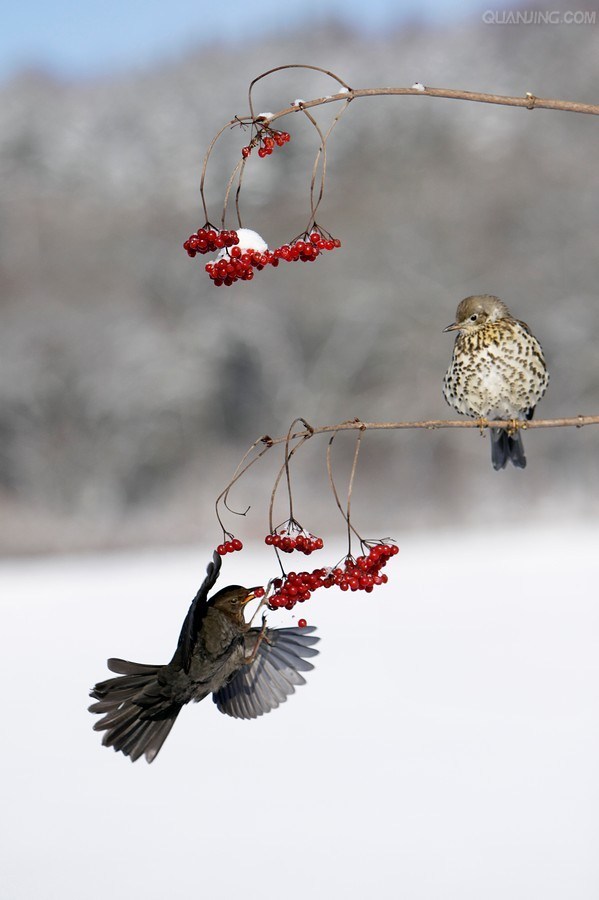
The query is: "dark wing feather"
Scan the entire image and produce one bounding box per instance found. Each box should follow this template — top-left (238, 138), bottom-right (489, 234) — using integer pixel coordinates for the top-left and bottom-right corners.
top-left (213, 626), bottom-right (319, 719)
top-left (174, 552), bottom-right (222, 673)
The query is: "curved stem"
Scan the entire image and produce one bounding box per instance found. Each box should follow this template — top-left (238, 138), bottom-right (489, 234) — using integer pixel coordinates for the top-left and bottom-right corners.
top-left (248, 63), bottom-right (352, 122)
top-left (326, 434), bottom-right (364, 553)
top-left (214, 436), bottom-right (273, 534)
top-left (267, 419), bottom-right (314, 534)
top-left (345, 430), bottom-right (364, 551)
top-left (220, 158), bottom-right (245, 229)
top-left (301, 108), bottom-right (326, 223)
top-left (201, 80), bottom-right (598, 229)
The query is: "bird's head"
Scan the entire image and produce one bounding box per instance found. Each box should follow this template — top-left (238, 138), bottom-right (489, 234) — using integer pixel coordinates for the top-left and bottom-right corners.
top-left (443, 294), bottom-right (511, 334)
top-left (210, 584), bottom-right (260, 624)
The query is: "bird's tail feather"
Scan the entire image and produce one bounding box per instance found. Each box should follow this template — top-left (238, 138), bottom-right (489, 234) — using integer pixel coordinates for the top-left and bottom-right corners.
top-left (89, 658), bottom-right (181, 763)
top-left (490, 427), bottom-right (526, 470)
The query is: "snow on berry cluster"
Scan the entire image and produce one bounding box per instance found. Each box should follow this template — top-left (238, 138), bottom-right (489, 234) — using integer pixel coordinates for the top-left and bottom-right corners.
top-left (183, 226), bottom-right (341, 287)
top-left (216, 538), bottom-right (243, 556)
top-left (267, 542), bottom-right (399, 611)
top-left (242, 130), bottom-right (290, 159)
top-left (265, 520), bottom-right (324, 554)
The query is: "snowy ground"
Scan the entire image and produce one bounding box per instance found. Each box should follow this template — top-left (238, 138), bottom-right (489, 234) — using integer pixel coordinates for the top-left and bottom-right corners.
top-left (1, 525), bottom-right (598, 900)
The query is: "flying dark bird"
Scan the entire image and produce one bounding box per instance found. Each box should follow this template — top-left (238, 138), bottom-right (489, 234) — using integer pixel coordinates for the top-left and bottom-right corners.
top-left (89, 553), bottom-right (319, 763)
top-left (443, 294), bottom-right (549, 470)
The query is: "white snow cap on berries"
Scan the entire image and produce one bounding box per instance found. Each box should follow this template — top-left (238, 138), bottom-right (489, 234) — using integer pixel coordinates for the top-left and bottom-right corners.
top-left (215, 228), bottom-right (267, 261)
top-left (234, 228), bottom-right (268, 252)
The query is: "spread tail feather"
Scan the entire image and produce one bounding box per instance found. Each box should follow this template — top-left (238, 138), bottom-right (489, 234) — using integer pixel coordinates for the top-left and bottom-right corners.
top-left (490, 427), bottom-right (526, 470)
top-left (89, 658), bottom-right (181, 763)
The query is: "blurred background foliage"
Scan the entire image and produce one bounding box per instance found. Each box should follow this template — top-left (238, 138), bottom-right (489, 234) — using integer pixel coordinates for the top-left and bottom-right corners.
top-left (1, 9), bottom-right (598, 553)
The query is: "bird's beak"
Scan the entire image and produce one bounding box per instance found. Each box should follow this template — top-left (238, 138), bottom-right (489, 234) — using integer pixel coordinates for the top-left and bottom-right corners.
top-left (443, 322), bottom-right (460, 333)
top-left (242, 587), bottom-right (262, 604)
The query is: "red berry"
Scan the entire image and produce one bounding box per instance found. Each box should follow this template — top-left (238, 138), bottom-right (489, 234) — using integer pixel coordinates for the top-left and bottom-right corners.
top-left (242, 146), bottom-right (251, 158)
top-left (232, 538), bottom-right (243, 551)
top-left (298, 618), bottom-right (307, 628)
top-left (217, 544), bottom-right (226, 555)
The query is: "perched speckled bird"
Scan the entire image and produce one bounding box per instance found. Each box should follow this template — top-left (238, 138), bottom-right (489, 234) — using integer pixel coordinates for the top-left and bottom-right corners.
top-left (443, 295), bottom-right (549, 470)
top-left (89, 553), bottom-right (319, 763)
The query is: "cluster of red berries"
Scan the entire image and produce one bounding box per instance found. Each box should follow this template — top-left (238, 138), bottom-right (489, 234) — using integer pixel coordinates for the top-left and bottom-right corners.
top-left (203, 233), bottom-right (341, 287)
top-left (242, 130), bottom-right (291, 159)
top-left (183, 228), bottom-right (239, 258)
top-left (265, 529), bottom-right (324, 554)
top-left (273, 232), bottom-right (341, 262)
top-left (205, 244), bottom-right (276, 286)
top-left (216, 538), bottom-right (243, 556)
top-left (267, 542), bottom-right (398, 610)
top-left (183, 227), bottom-right (341, 287)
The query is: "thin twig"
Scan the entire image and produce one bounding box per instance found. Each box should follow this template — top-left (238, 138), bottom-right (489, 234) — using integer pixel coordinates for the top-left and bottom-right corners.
top-left (247, 64), bottom-right (352, 122)
top-left (300, 98), bottom-right (352, 230)
top-left (345, 430), bottom-right (364, 546)
top-left (267, 419), bottom-right (314, 534)
top-left (264, 86), bottom-right (599, 123)
top-left (199, 121), bottom-right (240, 224)
top-left (214, 436), bottom-right (272, 533)
top-left (254, 415), bottom-right (599, 448)
top-left (325, 434), bottom-right (364, 552)
top-left (199, 73), bottom-right (598, 228)
top-left (221, 158), bottom-right (244, 229)
top-left (301, 107), bottom-right (327, 223)
top-left (218, 414), bottom-right (599, 528)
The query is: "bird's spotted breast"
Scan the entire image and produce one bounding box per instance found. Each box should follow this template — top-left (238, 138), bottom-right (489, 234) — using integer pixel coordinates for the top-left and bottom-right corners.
top-left (443, 319), bottom-right (548, 419)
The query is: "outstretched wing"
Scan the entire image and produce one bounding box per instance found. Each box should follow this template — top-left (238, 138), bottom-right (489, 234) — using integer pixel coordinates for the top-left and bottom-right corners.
top-left (174, 551), bottom-right (222, 673)
top-left (213, 626), bottom-right (319, 719)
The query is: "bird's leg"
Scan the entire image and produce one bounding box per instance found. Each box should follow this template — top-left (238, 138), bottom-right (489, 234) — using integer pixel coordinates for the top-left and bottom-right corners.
top-left (247, 595), bottom-right (269, 627)
top-left (244, 615), bottom-right (272, 665)
top-left (475, 417), bottom-right (488, 436)
top-left (506, 419), bottom-right (521, 436)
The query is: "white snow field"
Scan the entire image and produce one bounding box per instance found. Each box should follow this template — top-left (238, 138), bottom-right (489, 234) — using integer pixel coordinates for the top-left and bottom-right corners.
top-left (1, 525), bottom-right (598, 900)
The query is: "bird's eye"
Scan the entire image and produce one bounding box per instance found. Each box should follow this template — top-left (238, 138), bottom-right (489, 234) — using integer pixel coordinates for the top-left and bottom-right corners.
top-left (469, 314), bottom-right (478, 321)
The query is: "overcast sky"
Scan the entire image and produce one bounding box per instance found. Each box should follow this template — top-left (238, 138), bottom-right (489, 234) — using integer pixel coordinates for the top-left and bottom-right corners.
top-left (1, 0), bottom-right (493, 80)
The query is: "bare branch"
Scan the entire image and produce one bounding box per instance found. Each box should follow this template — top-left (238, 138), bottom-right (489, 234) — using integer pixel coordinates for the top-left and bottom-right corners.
top-left (256, 415), bottom-right (599, 448)
top-left (265, 86), bottom-right (599, 123)
top-left (198, 76), bottom-right (598, 229)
